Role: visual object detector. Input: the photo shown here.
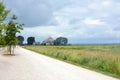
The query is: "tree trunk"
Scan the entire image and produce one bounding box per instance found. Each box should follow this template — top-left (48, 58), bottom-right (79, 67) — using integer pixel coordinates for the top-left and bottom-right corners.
top-left (10, 45), bottom-right (11, 55)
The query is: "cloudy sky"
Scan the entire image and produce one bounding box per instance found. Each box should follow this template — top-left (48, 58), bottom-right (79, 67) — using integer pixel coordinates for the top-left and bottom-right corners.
top-left (3, 0), bottom-right (120, 44)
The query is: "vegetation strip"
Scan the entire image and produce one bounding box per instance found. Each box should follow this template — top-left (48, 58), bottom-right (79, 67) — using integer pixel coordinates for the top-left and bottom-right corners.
top-left (24, 45), bottom-right (120, 79)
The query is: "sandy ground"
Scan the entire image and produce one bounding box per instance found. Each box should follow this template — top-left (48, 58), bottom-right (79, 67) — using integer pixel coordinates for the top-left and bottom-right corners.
top-left (0, 47), bottom-right (119, 80)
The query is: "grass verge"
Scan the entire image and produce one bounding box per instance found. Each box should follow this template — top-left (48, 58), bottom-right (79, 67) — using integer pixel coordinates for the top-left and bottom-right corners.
top-left (23, 45), bottom-right (120, 79)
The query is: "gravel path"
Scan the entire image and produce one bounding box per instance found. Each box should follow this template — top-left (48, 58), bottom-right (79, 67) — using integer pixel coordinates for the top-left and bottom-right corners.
top-left (0, 47), bottom-right (119, 80)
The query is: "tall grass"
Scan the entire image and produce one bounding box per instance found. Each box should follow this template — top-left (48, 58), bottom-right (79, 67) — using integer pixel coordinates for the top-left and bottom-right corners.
top-left (24, 45), bottom-right (120, 78)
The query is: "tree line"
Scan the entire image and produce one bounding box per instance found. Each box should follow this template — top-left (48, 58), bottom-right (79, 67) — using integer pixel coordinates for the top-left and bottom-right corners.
top-left (17, 36), bottom-right (68, 46)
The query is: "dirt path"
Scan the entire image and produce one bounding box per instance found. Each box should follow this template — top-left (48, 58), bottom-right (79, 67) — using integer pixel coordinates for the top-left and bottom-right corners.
top-left (0, 47), bottom-right (119, 80)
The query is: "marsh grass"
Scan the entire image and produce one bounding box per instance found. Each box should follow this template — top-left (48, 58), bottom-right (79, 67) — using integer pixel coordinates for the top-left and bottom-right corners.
top-left (24, 45), bottom-right (120, 78)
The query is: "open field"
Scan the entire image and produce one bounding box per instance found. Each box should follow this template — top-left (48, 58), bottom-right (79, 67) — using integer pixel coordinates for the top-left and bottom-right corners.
top-left (24, 45), bottom-right (120, 78)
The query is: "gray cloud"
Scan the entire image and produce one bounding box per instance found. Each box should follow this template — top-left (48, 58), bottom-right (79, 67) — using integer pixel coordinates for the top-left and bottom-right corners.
top-left (4, 0), bottom-right (69, 27)
top-left (3, 0), bottom-right (120, 43)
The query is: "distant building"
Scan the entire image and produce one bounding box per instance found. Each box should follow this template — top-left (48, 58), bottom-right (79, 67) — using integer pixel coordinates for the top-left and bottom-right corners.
top-left (42, 37), bottom-right (54, 45)
top-left (33, 42), bottom-right (41, 45)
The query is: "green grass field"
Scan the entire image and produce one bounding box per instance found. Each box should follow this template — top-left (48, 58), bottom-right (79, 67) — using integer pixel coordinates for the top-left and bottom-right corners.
top-left (23, 45), bottom-right (120, 78)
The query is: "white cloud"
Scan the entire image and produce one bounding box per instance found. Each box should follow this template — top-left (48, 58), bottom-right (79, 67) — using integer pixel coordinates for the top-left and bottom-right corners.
top-left (82, 18), bottom-right (105, 25)
top-left (102, 1), bottom-right (111, 7)
top-left (104, 28), bottom-right (120, 38)
top-left (53, 16), bottom-right (69, 26)
top-left (21, 25), bottom-right (70, 40)
top-left (10, 0), bottom-right (120, 43)
top-left (88, 0), bottom-right (111, 10)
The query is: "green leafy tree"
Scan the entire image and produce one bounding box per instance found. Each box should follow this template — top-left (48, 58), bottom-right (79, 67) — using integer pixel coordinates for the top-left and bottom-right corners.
top-left (27, 37), bottom-right (35, 45)
top-left (0, 1), bottom-right (23, 54)
top-left (5, 15), bottom-right (23, 54)
top-left (17, 35), bottom-right (24, 45)
top-left (0, 2), bottom-right (10, 45)
top-left (54, 37), bottom-right (68, 45)
top-left (0, 2), bottom-right (10, 22)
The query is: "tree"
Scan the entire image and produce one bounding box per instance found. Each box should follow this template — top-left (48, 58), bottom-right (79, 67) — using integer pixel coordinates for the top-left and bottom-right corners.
top-left (17, 35), bottom-right (24, 45)
top-left (0, 2), bottom-right (23, 55)
top-left (42, 37), bottom-right (54, 45)
top-left (27, 37), bottom-right (35, 45)
top-left (54, 37), bottom-right (68, 45)
top-left (0, 2), bottom-right (10, 45)
top-left (0, 2), bottom-right (10, 23)
top-left (5, 15), bottom-right (23, 54)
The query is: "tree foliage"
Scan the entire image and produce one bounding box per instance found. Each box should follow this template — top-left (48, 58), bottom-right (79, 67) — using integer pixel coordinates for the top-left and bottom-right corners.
top-left (42, 37), bottom-right (54, 45)
top-left (17, 35), bottom-right (24, 45)
top-left (0, 2), bottom-right (23, 54)
top-left (5, 15), bottom-right (23, 45)
top-left (27, 37), bottom-right (35, 45)
top-left (0, 2), bottom-right (10, 22)
top-left (5, 15), bottom-right (23, 54)
top-left (54, 37), bottom-right (68, 45)
top-left (0, 2), bottom-right (10, 45)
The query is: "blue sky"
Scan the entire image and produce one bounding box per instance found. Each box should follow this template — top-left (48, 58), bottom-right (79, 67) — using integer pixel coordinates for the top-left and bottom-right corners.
top-left (4, 0), bottom-right (120, 44)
